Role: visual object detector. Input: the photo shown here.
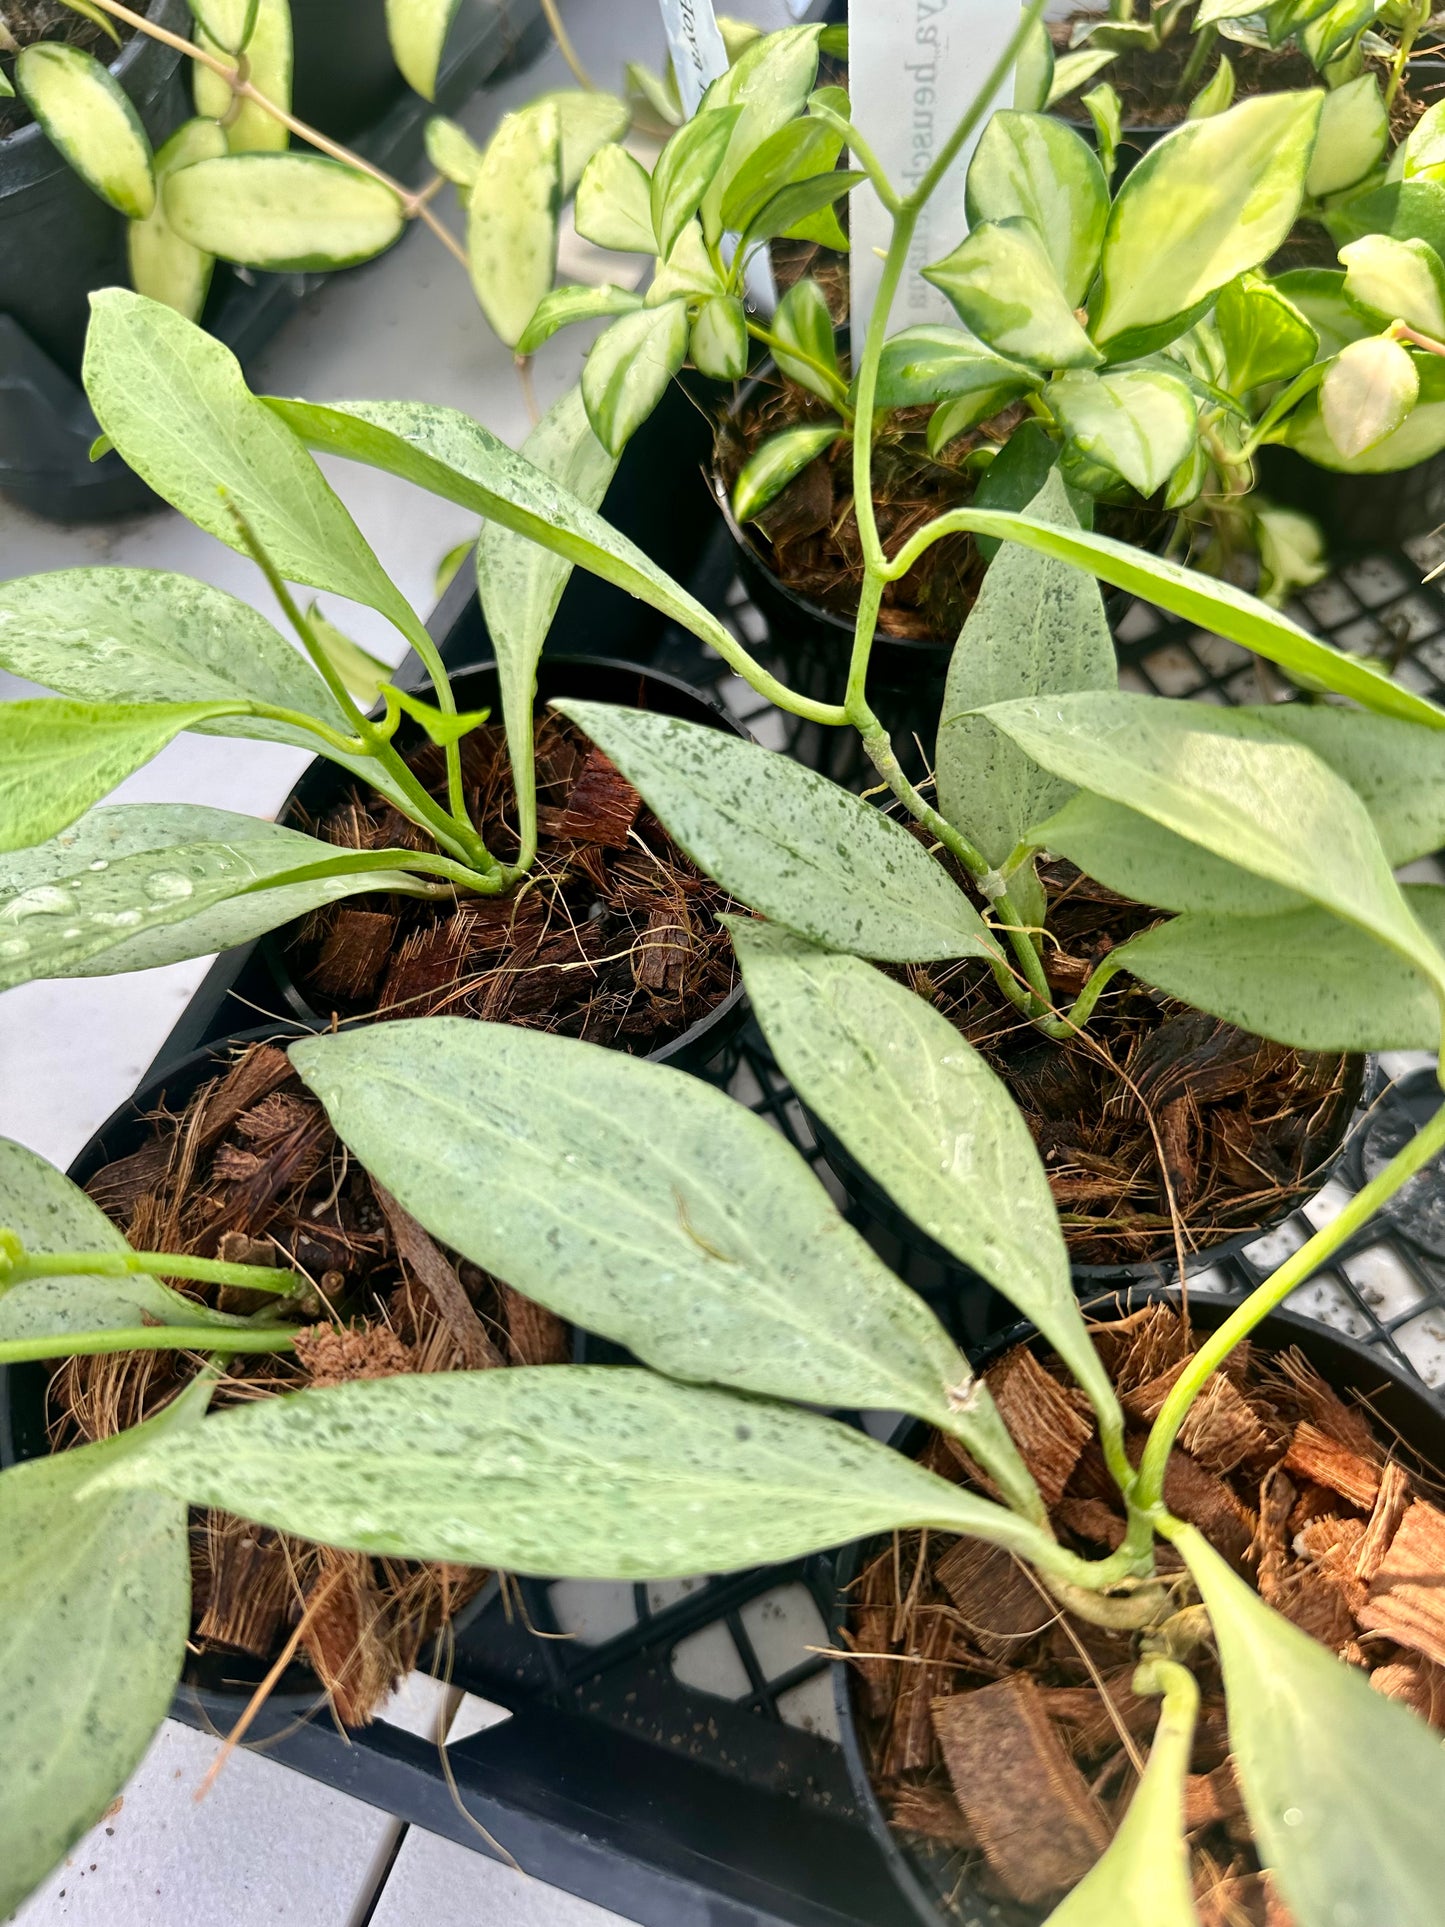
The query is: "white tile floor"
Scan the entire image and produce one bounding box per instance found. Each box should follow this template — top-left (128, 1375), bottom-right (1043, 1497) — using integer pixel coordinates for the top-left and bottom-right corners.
top-left (0, 2), bottom-right (813, 1920)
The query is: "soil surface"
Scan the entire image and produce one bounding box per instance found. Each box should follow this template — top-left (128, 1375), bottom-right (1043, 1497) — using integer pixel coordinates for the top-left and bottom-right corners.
top-left (845, 1300), bottom-right (1445, 1924)
top-left (918, 858), bottom-right (1355, 1267)
top-left (51, 1039), bottom-right (568, 1723)
top-left (283, 710), bottom-right (737, 1049)
top-left (0, 0), bottom-right (134, 136)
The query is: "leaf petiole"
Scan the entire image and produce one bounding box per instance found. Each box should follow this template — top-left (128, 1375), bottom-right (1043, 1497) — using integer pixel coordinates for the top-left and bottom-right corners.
top-left (0, 1246), bottom-right (306, 1298)
top-left (0, 1325), bottom-right (301, 1367)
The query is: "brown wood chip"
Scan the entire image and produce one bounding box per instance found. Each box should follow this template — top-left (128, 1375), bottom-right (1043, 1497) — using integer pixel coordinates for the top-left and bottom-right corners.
top-left (889, 1779), bottom-right (977, 1849)
top-left (195, 1518), bottom-right (289, 1659)
top-left (985, 1346), bottom-right (1094, 1507)
top-left (932, 1676), bottom-right (1110, 1903)
top-left (1369, 1654), bottom-right (1445, 1726)
top-left (1160, 1448), bottom-right (1256, 1566)
top-left (1274, 1349), bottom-right (1382, 1460)
top-left (1282, 1421), bottom-right (1381, 1511)
top-left (558, 746), bottom-right (642, 849)
top-left (310, 907), bottom-right (397, 1002)
top-left (501, 1283), bottom-right (572, 1366)
top-left (1252, 1464), bottom-right (1297, 1599)
top-left (882, 1610), bottom-right (956, 1779)
top-left (934, 1540), bottom-right (1051, 1662)
top-left (1359, 1498), bottom-right (1445, 1667)
top-left (1128, 1364), bottom-right (1273, 1478)
top-left (1054, 1496), bottom-right (1127, 1552)
top-left (1355, 1459), bottom-right (1413, 1581)
top-left (633, 902), bottom-right (693, 995)
top-left (300, 1549), bottom-right (397, 1727)
top-left (292, 1323), bottom-right (413, 1388)
top-left (1184, 1760), bottom-right (1244, 1832)
top-left (376, 1188), bottom-right (503, 1371)
top-left (1042, 1669), bottom-right (1156, 1756)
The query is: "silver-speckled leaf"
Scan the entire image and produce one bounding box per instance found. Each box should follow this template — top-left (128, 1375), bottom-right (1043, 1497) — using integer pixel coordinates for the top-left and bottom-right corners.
top-left (466, 101), bottom-right (561, 348)
top-left (165, 153), bottom-right (406, 272)
top-left (127, 116), bottom-right (226, 322)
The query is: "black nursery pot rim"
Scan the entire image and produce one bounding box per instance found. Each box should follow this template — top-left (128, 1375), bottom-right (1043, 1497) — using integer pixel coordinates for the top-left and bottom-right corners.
top-left (0, 1022), bottom-right (496, 1717)
top-left (262, 653), bottom-right (749, 1068)
top-left (0, 0), bottom-right (185, 189)
top-left (829, 1282), bottom-right (1445, 1927)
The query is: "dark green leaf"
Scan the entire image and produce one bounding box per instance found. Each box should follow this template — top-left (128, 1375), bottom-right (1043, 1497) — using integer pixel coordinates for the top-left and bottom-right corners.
top-left (925, 218), bottom-right (1102, 370)
top-left (938, 470), bottom-right (1115, 866)
top-left (102, 1365), bottom-right (1042, 1578)
top-left (1215, 273), bottom-right (1318, 391)
top-left (970, 420), bottom-right (1090, 563)
top-left (1178, 1522), bottom-right (1445, 1927)
top-left (581, 300), bottom-right (690, 455)
top-left (553, 702), bottom-right (1000, 964)
top-left (1323, 178), bottom-right (1445, 259)
top-left (728, 922), bottom-right (1122, 1442)
top-left (165, 153), bottom-right (407, 272)
top-left (732, 423), bottom-right (841, 522)
top-left (965, 109), bottom-right (1108, 308)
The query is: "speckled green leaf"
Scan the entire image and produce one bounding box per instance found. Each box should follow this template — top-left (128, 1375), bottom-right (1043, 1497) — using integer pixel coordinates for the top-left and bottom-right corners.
top-left (1237, 702), bottom-right (1445, 865)
top-left (193, 0), bottom-right (290, 153)
top-left (1307, 74), bottom-right (1386, 198)
top-left (1034, 790), bottom-right (1303, 916)
top-left (288, 1020), bottom-right (1012, 1451)
top-left (988, 690), bottom-right (1445, 997)
top-left (554, 702), bottom-right (998, 964)
top-left (1046, 367), bottom-right (1196, 495)
top-left (728, 922), bottom-right (1122, 1447)
top-left (1215, 273), bottom-right (1317, 392)
top-left (476, 384), bottom-right (617, 864)
top-left (1091, 92), bottom-right (1321, 355)
top-left (581, 300), bottom-right (690, 455)
top-left (0, 699), bottom-right (243, 854)
top-left (0, 1409), bottom-right (194, 1920)
top-left (925, 218), bottom-right (1101, 370)
top-left (165, 153), bottom-right (406, 272)
top-left (697, 25), bottom-right (821, 245)
top-left (537, 90), bottom-right (630, 195)
top-left (1107, 887), bottom-right (1445, 1052)
top-left (1042, 1663), bottom-right (1199, 1927)
top-left (467, 102), bottom-right (561, 348)
top-left (101, 1366), bottom-right (1043, 1578)
top-left (16, 41), bottom-right (154, 218)
top-left (965, 110), bottom-right (1108, 308)
top-left (0, 805), bottom-right (429, 993)
top-left (575, 141), bottom-right (656, 253)
top-left (732, 422), bottom-right (841, 522)
top-left (127, 116), bottom-right (226, 322)
top-left (84, 293), bottom-right (424, 653)
top-left (938, 470), bottom-right (1115, 866)
top-left (1177, 1523), bottom-right (1445, 1927)
top-left (385, 0), bottom-right (462, 99)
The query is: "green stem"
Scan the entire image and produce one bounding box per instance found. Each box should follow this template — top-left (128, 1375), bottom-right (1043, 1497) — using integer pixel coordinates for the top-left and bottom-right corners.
top-left (1176, 21), bottom-right (1216, 99)
top-left (1384, 1), bottom-right (1424, 108)
top-left (244, 703), bottom-right (366, 759)
top-left (3, 1250), bottom-right (304, 1297)
top-left (745, 322), bottom-right (853, 414)
top-left (858, 720), bottom-right (989, 876)
top-left (242, 845), bottom-right (514, 896)
top-left (0, 1326), bottom-right (301, 1366)
top-left (1134, 1088), bottom-right (1445, 1512)
top-left (1067, 949), bottom-right (1128, 1032)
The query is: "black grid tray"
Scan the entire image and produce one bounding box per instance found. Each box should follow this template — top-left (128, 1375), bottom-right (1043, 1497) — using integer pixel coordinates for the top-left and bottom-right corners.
top-left (130, 520), bottom-right (1445, 1926)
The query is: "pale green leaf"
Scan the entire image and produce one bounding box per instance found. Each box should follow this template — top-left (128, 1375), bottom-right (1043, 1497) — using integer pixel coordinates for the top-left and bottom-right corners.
top-left (1306, 74), bottom-right (1387, 198)
top-left (925, 218), bottom-right (1102, 371)
top-left (987, 690), bottom-right (1445, 995)
top-left (1321, 335), bottom-right (1419, 460)
top-left (0, 805), bottom-right (431, 993)
top-left (288, 1019), bottom-right (1022, 1458)
top-left (553, 702), bottom-right (999, 964)
top-left (84, 292), bottom-right (423, 651)
top-left (645, 218), bottom-right (723, 304)
top-left (0, 699), bottom-right (244, 854)
top-left (16, 41), bottom-right (154, 218)
top-left (1284, 352), bottom-right (1445, 473)
top-left (1045, 46), bottom-right (1118, 106)
top-left (476, 383), bottom-right (617, 862)
top-left (515, 282), bottom-right (644, 356)
top-left (1404, 97), bottom-right (1445, 179)
top-left (385, 0), bottom-right (462, 99)
top-left (193, 0), bottom-right (289, 153)
top-left (1042, 1662), bottom-right (1199, 1927)
top-left (732, 422), bottom-right (841, 522)
top-left (1215, 273), bottom-right (1317, 392)
top-left (533, 88), bottom-right (630, 196)
top-left (424, 114), bottom-right (482, 186)
top-left (1046, 367), bottom-right (1197, 495)
top-left (626, 58), bottom-right (682, 130)
top-left (1091, 92), bottom-right (1322, 355)
top-left (1254, 502), bottom-right (1328, 606)
top-left (99, 1365), bottom-right (1041, 1578)
top-left (574, 141), bottom-right (656, 253)
top-left (264, 395), bottom-right (746, 665)
top-left (189, 0), bottom-right (261, 52)
top-left (1240, 702), bottom-right (1445, 864)
top-left (1083, 81), bottom-right (1122, 183)
top-left (1013, 15), bottom-right (1054, 111)
top-left (127, 116), bottom-right (226, 323)
top-left (581, 300), bottom-right (690, 456)
top-left (938, 469), bottom-right (1115, 866)
top-left (651, 105), bottom-right (742, 259)
top-left (719, 114), bottom-right (840, 235)
top-left (697, 24), bottom-right (821, 245)
top-left (1187, 53), bottom-right (1235, 119)
top-left (1035, 788), bottom-right (1304, 915)
top-left (304, 602), bottom-right (392, 707)
top-left (872, 325), bottom-right (1041, 416)
top-left (1340, 234), bottom-right (1445, 334)
top-left (1107, 887), bottom-right (1445, 1052)
top-left (727, 922), bottom-right (1123, 1443)
top-left (965, 109), bottom-right (1108, 308)
top-left (1299, 0), bottom-right (1377, 68)
top-left (1271, 267), bottom-right (1371, 358)
top-left (0, 1421), bottom-right (191, 1920)
top-left (690, 295), bottom-right (748, 378)
top-left (1178, 1522), bottom-right (1445, 1927)
top-left (739, 167), bottom-right (861, 247)
top-left (772, 276), bottom-right (841, 401)
top-left (165, 153), bottom-right (406, 272)
top-left (467, 102), bottom-right (561, 348)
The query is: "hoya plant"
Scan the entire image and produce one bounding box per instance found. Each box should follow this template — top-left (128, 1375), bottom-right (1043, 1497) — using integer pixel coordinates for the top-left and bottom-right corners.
top-left (7, 1003), bottom-right (1444, 1919)
top-left (2, 0), bottom-right (628, 340)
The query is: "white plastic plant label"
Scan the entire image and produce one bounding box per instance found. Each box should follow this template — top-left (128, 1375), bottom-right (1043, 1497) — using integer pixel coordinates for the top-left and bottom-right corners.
top-left (656, 0), bottom-right (779, 312)
top-left (849, 0), bottom-right (1022, 359)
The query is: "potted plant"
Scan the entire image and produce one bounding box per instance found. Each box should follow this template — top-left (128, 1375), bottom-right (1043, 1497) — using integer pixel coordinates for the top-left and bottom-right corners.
top-left (7, 992), bottom-right (1442, 1920)
top-left (0, 292), bottom-right (747, 1058)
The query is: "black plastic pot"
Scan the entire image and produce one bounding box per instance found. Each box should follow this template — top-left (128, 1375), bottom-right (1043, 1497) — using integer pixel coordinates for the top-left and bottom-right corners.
top-left (291, 0), bottom-right (406, 141)
top-left (1257, 442), bottom-right (1445, 559)
top-left (831, 1284), bottom-right (1445, 1927)
top-left (813, 1053), bottom-right (1379, 1341)
top-left (263, 655), bottom-right (749, 1071)
top-left (0, 0), bottom-right (191, 381)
